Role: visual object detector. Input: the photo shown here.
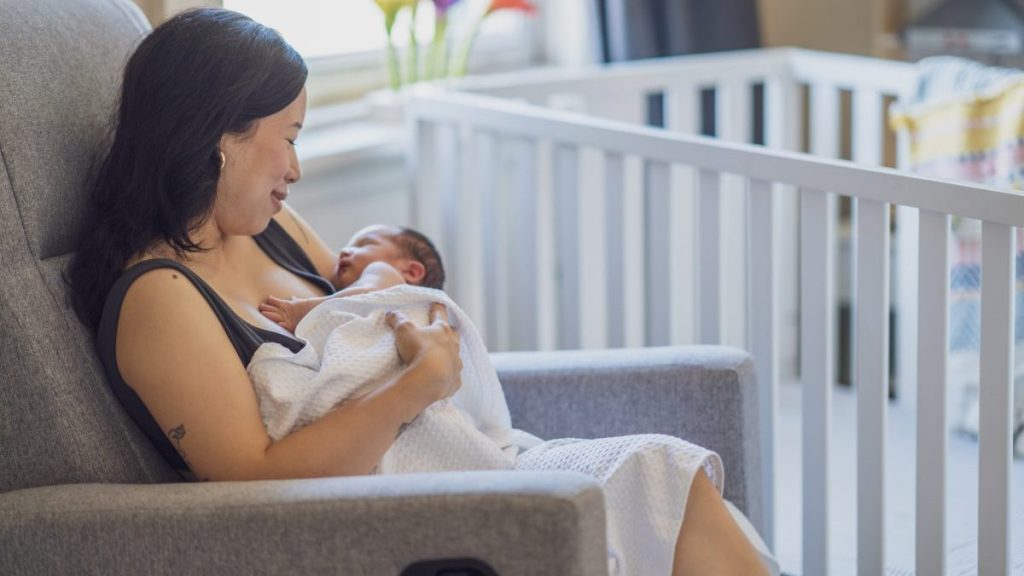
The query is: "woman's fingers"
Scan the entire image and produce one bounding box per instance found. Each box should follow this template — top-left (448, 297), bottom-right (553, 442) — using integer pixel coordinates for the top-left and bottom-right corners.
top-left (429, 302), bottom-right (450, 326)
top-left (385, 309), bottom-right (412, 331)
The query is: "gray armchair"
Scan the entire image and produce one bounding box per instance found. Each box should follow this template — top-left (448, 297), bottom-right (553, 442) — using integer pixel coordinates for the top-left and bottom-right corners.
top-left (0, 0), bottom-right (762, 574)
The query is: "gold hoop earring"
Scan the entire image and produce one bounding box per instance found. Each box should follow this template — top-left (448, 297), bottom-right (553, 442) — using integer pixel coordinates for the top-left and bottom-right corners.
top-left (219, 150), bottom-right (226, 170)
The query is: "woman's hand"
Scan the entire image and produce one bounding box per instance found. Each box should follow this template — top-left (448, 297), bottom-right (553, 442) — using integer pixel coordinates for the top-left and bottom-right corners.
top-left (386, 303), bottom-right (462, 408)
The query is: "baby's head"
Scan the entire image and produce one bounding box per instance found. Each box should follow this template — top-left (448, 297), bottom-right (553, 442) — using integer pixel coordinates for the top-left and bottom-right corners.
top-left (332, 224), bottom-right (445, 291)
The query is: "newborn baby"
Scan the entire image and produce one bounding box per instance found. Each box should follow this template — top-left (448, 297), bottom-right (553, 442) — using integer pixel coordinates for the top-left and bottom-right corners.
top-left (249, 225), bottom-right (530, 474)
top-left (260, 224), bottom-right (445, 333)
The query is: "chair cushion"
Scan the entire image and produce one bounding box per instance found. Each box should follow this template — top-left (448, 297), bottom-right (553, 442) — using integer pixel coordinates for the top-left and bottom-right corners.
top-left (0, 0), bottom-right (181, 493)
top-left (0, 0), bottom-right (149, 260)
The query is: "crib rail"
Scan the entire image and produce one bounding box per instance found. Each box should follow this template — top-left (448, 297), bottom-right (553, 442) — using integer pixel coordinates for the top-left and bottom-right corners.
top-left (458, 49), bottom-right (916, 371)
top-left (407, 83), bottom-right (1021, 575)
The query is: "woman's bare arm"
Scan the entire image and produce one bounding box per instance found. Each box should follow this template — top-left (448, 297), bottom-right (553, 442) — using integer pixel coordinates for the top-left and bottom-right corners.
top-left (116, 268), bottom-right (454, 480)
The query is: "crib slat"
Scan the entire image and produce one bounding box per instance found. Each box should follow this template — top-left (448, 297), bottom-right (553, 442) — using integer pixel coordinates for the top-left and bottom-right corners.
top-left (810, 82), bottom-right (840, 158)
top-left (437, 126), bottom-right (461, 283)
top-left (698, 169), bottom-right (722, 344)
top-left (979, 222), bottom-right (1015, 576)
top-left (801, 187), bottom-right (834, 576)
top-left (535, 139), bottom-right (557, 351)
top-left (665, 82), bottom-right (699, 134)
top-left (765, 79), bottom-right (802, 361)
top-left (623, 156), bottom-right (646, 348)
top-left (664, 83), bottom-right (699, 346)
top-left (579, 148), bottom-right (608, 349)
top-left (748, 177), bottom-right (777, 548)
top-left (412, 119), bottom-right (444, 250)
top-left (852, 90), bottom-right (882, 166)
top-left (917, 210), bottom-right (950, 576)
top-left (808, 82), bottom-right (843, 476)
top-left (856, 198), bottom-right (890, 576)
top-left (669, 165), bottom-right (697, 346)
top-left (718, 78), bottom-right (751, 143)
top-left (764, 78), bottom-right (800, 152)
top-left (454, 126), bottom-right (493, 337)
top-left (507, 138), bottom-right (539, 351)
top-left (604, 152), bottom-right (626, 348)
top-left (645, 159), bottom-right (672, 346)
top-left (554, 143), bottom-right (581, 349)
top-left (717, 79), bottom-right (751, 349)
top-left (760, 77), bottom-right (800, 552)
top-left (477, 134), bottom-right (501, 348)
top-left (490, 137), bottom-right (514, 351)
top-left (895, 94), bottom-right (919, 404)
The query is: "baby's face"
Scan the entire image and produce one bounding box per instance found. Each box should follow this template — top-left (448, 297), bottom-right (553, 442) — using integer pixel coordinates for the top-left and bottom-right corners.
top-left (332, 225), bottom-right (408, 289)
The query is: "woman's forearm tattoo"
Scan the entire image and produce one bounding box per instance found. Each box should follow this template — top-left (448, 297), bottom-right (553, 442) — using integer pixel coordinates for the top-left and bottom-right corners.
top-left (168, 424), bottom-right (209, 481)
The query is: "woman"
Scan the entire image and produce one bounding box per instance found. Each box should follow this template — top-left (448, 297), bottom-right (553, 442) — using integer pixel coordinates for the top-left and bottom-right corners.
top-left (68, 9), bottom-right (768, 575)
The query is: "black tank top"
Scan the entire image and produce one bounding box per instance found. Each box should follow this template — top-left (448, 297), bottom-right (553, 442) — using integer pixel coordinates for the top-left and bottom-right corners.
top-left (95, 219), bottom-right (334, 475)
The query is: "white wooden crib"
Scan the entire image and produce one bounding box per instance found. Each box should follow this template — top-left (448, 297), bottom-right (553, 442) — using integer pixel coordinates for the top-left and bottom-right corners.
top-left (406, 48), bottom-right (1021, 575)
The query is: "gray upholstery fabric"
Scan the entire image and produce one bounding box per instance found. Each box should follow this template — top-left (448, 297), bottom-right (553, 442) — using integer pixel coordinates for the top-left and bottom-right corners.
top-left (0, 0), bottom-right (148, 260)
top-left (0, 472), bottom-right (609, 576)
top-left (0, 0), bottom-right (180, 494)
top-left (494, 345), bottom-right (763, 533)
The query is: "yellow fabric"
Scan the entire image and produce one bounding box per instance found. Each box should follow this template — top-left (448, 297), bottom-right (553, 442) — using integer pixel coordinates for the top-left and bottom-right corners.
top-left (890, 79), bottom-right (1024, 189)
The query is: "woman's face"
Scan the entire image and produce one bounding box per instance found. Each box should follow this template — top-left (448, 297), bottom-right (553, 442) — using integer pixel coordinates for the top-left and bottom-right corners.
top-left (214, 87), bottom-right (307, 236)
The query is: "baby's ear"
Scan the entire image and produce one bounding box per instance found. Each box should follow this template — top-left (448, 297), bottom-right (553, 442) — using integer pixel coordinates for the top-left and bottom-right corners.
top-left (401, 260), bottom-right (426, 285)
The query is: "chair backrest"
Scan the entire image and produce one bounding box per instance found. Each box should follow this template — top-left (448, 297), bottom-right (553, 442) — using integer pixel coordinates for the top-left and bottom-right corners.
top-left (0, 0), bottom-right (180, 493)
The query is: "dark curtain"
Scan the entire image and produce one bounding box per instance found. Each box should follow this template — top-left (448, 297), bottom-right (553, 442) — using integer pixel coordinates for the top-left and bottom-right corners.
top-left (595, 0), bottom-right (762, 137)
top-left (596, 0), bottom-right (761, 63)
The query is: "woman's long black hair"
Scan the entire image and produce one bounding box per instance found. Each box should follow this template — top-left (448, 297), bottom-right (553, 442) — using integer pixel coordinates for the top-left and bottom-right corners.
top-left (69, 8), bottom-right (307, 332)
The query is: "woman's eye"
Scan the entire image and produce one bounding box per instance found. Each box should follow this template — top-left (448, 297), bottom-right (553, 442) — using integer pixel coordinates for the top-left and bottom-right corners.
top-left (286, 138), bottom-right (296, 146)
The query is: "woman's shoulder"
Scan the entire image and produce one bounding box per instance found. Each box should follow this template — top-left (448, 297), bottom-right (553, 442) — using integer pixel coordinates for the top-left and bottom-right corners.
top-left (114, 260), bottom-right (221, 347)
top-left (105, 258), bottom-right (197, 324)
top-left (113, 260), bottom-right (246, 389)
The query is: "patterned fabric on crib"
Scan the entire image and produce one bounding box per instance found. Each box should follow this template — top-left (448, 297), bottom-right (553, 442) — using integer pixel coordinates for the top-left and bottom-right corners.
top-left (890, 56), bottom-right (1024, 188)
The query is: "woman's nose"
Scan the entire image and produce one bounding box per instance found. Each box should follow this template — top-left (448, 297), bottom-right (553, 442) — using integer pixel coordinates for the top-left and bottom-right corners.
top-left (286, 154), bottom-right (302, 184)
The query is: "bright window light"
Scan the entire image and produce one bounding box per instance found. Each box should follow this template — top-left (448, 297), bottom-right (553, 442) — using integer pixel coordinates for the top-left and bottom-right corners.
top-left (223, 1), bottom-right (530, 60)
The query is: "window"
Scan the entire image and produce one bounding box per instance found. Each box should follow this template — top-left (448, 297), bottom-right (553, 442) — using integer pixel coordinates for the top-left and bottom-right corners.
top-left (223, 0), bottom-right (540, 103)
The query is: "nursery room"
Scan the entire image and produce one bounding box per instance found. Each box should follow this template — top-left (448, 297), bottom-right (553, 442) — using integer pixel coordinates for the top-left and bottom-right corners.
top-left (2, 0), bottom-right (1024, 574)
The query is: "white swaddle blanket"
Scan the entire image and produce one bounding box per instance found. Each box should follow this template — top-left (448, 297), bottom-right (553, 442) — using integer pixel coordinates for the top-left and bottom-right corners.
top-left (247, 284), bottom-right (778, 575)
top-left (248, 284), bottom-right (538, 474)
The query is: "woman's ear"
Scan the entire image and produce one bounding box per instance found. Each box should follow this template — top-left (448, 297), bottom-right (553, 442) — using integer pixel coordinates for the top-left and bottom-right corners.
top-left (401, 260), bottom-right (426, 285)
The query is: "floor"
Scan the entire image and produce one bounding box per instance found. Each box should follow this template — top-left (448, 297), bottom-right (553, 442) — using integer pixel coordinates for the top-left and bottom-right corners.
top-left (774, 381), bottom-right (1024, 575)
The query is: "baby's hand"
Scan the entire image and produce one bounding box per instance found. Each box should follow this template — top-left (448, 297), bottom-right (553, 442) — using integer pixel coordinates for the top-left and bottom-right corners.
top-left (259, 295), bottom-right (322, 334)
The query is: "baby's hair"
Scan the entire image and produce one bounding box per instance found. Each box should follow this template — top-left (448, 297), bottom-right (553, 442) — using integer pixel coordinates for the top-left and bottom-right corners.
top-left (393, 227), bottom-right (445, 289)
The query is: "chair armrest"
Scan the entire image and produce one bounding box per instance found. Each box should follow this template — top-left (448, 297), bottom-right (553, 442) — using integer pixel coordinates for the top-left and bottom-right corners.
top-left (492, 345), bottom-right (761, 529)
top-left (0, 471), bottom-right (607, 576)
